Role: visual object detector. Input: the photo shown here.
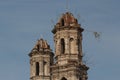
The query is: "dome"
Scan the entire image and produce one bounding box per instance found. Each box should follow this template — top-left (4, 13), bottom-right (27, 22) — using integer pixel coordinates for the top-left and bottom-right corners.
top-left (29, 38), bottom-right (53, 57)
top-left (52, 12), bottom-right (84, 34)
top-left (33, 38), bottom-right (50, 50)
top-left (57, 12), bottom-right (78, 26)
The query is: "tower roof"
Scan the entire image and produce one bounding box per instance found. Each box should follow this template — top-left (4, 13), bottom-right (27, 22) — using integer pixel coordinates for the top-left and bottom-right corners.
top-left (52, 12), bottom-right (84, 34)
top-left (33, 38), bottom-right (50, 50)
top-left (58, 12), bottom-right (78, 26)
top-left (29, 38), bottom-right (52, 57)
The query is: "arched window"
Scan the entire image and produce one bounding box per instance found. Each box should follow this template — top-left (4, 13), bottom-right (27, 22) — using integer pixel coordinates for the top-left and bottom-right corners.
top-left (61, 19), bottom-right (64, 26)
top-left (37, 45), bottom-right (40, 51)
top-left (79, 77), bottom-right (82, 80)
top-left (61, 38), bottom-right (65, 54)
top-left (36, 62), bottom-right (39, 76)
top-left (76, 19), bottom-right (78, 23)
top-left (61, 77), bottom-right (67, 80)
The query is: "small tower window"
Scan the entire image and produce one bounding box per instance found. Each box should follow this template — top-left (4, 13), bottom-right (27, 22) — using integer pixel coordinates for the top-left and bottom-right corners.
top-left (61, 77), bottom-right (67, 80)
top-left (61, 19), bottom-right (64, 26)
top-left (79, 77), bottom-right (82, 80)
top-left (76, 19), bottom-right (78, 23)
top-left (61, 38), bottom-right (65, 54)
top-left (37, 45), bottom-right (40, 51)
top-left (36, 62), bottom-right (39, 76)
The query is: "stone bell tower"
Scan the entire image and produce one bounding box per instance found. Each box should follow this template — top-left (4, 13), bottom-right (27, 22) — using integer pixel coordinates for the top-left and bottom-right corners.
top-left (29, 38), bottom-right (54, 80)
top-left (51, 12), bottom-right (89, 80)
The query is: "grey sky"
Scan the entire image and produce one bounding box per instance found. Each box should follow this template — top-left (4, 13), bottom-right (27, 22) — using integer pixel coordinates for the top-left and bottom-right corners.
top-left (0, 0), bottom-right (120, 80)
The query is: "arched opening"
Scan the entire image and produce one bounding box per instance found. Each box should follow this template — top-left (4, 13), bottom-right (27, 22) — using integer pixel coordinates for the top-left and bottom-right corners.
top-left (36, 62), bottom-right (39, 76)
top-left (61, 19), bottom-right (64, 26)
top-left (37, 45), bottom-right (40, 51)
top-left (76, 19), bottom-right (78, 23)
top-left (61, 38), bottom-right (65, 54)
top-left (79, 77), bottom-right (82, 80)
top-left (61, 77), bottom-right (67, 80)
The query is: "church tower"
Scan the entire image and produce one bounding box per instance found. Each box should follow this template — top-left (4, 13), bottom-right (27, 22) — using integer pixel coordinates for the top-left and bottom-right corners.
top-left (29, 39), bottom-right (54, 80)
top-left (28, 12), bottom-right (89, 80)
top-left (51, 12), bottom-right (89, 80)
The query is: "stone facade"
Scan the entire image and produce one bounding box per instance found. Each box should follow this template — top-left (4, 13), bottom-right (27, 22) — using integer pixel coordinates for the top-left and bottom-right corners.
top-left (29, 12), bottom-right (89, 80)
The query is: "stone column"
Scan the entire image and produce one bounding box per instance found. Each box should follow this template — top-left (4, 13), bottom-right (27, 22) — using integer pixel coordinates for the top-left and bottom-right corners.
top-left (40, 61), bottom-right (43, 75)
top-left (33, 62), bottom-right (36, 76)
top-left (74, 39), bottom-right (79, 54)
top-left (65, 38), bottom-right (69, 54)
top-left (57, 39), bottom-right (61, 55)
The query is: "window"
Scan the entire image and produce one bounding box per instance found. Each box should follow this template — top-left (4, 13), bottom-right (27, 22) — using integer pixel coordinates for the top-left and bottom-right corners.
top-left (61, 19), bottom-right (64, 26)
top-left (79, 77), bottom-right (82, 80)
top-left (36, 62), bottom-right (39, 76)
top-left (61, 38), bottom-right (65, 54)
top-left (37, 45), bottom-right (40, 51)
top-left (61, 77), bottom-right (67, 80)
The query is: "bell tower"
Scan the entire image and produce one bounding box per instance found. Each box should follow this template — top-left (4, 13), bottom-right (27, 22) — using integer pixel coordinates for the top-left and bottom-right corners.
top-left (29, 38), bottom-right (54, 80)
top-left (51, 12), bottom-right (89, 80)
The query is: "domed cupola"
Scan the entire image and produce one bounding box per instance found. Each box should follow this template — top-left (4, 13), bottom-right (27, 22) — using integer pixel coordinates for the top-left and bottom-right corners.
top-left (58, 12), bottom-right (78, 26)
top-left (33, 38), bottom-right (50, 50)
top-left (52, 12), bottom-right (84, 34)
top-left (29, 38), bottom-right (52, 57)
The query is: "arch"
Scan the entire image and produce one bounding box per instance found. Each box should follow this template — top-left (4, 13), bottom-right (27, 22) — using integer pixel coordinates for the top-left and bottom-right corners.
top-left (61, 38), bottom-right (65, 54)
top-left (76, 19), bottom-right (78, 23)
top-left (61, 77), bottom-right (67, 80)
top-left (79, 77), bottom-right (82, 80)
top-left (37, 45), bottom-right (40, 51)
top-left (61, 19), bottom-right (64, 26)
top-left (35, 62), bottom-right (39, 76)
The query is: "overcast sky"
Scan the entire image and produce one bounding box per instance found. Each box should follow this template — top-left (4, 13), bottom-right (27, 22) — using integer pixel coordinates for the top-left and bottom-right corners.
top-left (0, 0), bottom-right (120, 80)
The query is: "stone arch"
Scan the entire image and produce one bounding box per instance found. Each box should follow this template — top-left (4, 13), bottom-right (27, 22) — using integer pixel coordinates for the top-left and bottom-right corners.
top-left (35, 62), bottom-right (39, 76)
top-left (37, 45), bottom-right (40, 51)
top-left (61, 77), bottom-right (67, 80)
top-left (61, 38), bottom-right (65, 54)
top-left (61, 19), bottom-right (64, 26)
top-left (79, 77), bottom-right (82, 80)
